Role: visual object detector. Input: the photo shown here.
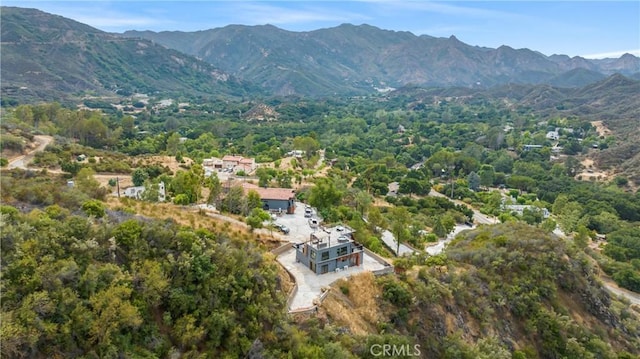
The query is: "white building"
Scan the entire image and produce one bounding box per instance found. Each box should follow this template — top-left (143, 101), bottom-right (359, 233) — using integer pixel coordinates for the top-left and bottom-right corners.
top-left (122, 181), bottom-right (166, 202)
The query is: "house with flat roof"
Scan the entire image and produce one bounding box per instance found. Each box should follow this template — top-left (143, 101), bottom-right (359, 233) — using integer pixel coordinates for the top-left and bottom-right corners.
top-left (294, 225), bottom-right (364, 275)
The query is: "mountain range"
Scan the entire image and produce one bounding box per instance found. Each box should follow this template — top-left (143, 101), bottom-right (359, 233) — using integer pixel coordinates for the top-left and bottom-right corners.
top-left (1, 6), bottom-right (639, 101)
top-left (123, 23), bottom-right (640, 96)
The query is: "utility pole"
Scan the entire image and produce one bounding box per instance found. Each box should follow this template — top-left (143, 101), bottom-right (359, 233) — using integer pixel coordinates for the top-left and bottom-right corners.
top-left (116, 176), bottom-right (120, 198)
top-left (449, 165), bottom-right (455, 199)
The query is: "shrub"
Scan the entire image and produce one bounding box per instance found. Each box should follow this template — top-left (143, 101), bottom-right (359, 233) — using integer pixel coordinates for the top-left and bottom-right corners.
top-left (81, 199), bottom-right (105, 218)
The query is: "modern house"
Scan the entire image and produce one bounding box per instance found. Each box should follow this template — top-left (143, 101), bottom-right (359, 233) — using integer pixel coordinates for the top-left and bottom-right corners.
top-left (253, 186), bottom-right (296, 214)
top-left (294, 225), bottom-right (364, 275)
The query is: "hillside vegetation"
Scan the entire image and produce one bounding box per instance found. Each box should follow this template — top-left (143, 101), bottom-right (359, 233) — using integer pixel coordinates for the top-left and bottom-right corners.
top-left (0, 7), bottom-right (257, 104)
top-left (322, 223), bottom-right (640, 358)
top-left (0, 173), bottom-right (287, 358)
top-left (124, 24), bottom-right (640, 96)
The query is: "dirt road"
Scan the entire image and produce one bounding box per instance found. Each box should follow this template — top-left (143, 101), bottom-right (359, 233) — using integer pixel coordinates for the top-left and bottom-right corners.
top-left (7, 135), bottom-right (54, 169)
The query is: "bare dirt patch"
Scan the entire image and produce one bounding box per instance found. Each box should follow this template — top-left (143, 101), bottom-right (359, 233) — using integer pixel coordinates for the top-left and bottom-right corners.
top-left (591, 120), bottom-right (612, 137)
top-left (577, 157), bottom-right (611, 182)
top-left (134, 155), bottom-right (194, 173)
top-left (320, 272), bottom-right (383, 335)
top-left (94, 174), bottom-right (132, 189)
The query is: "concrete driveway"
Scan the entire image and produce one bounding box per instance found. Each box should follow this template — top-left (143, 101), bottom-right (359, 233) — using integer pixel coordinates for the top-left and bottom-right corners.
top-left (271, 202), bottom-right (321, 243)
top-left (274, 202), bottom-right (389, 311)
top-left (278, 247), bottom-right (387, 311)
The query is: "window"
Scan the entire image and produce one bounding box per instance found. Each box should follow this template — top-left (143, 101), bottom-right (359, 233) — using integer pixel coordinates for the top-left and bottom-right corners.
top-left (321, 264), bottom-right (329, 274)
top-left (310, 250), bottom-right (316, 260)
top-left (321, 251), bottom-right (329, 261)
top-left (338, 246), bottom-right (348, 256)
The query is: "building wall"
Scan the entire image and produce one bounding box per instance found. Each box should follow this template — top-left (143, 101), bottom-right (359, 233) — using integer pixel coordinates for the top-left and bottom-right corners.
top-left (295, 241), bottom-right (364, 275)
top-left (262, 198), bottom-right (296, 214)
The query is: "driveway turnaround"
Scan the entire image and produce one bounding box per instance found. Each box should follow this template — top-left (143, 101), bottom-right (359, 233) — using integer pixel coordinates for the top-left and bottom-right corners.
top-left (277, 247), bottom-right (387, 311)
top-left (275, 202), bottom-right (389, 311)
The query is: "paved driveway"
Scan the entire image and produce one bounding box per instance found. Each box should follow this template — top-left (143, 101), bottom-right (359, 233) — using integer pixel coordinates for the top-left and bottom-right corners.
top-left (274, 202), bottom-right (389, 311)
top-left (278, 247), bottom-right (386, 311)
top-left (272, 202), bottom-right (320, 243)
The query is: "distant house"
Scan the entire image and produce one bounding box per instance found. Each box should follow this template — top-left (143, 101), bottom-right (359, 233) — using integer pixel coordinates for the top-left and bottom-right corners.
top-left (546, 131), bottom-right (560, 141)
top-left (123, 186), bottom-right (145, 199)
top-left (410, 161), bottom-right (424, 170)
top-left (387, 182), bottom-right (399, 197)
top-left (397, 125), bottom-right (406, 133)
top-left (287, 150), bottom-right (305, 158)
top-left (523, 145), bottom-right (543, 151)
top-left (222, 155), bottom-right (258, 171)
top-left (222, 155), bottom-right (244, 168)
top-left (122, 181), bottom-right (166, 202)
top-left (238, 157), bottom-right (256, 172)
top-left (504, 204), bottom-right (550, 218)
top-left (294, 225), bottom-right (364, 275)
top-left (227, 182), bottom-right (296, 214)
top-left (203, 157), bottom-right (223, 169)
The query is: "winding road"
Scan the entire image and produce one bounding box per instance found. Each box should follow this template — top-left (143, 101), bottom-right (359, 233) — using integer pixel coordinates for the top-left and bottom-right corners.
top-left (7, 135), bottom-right (54, 169)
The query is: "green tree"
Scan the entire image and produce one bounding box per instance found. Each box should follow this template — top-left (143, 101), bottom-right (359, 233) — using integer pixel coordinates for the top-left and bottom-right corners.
top-left (389, 207), bottom-right (410, 255)
top-left (206, 172), bottom-right (223, 206)
top-left (309, 177), bottom-right (343, 212)
top-left (76, 167), bottom-right (105, 199)
top-left (247, 190), bottom-right (262, 211)
top-left (170, 169), bottom-right (201, 204)
top-left (166, 132), bottom-right (182, 156)
top-left (81, 200), bottom-right (105, 218)
top-left (131, 168), bottom-right (149, 187)
top-left (467, 171), bottom-right (481, 191)
top-left (121, 116), bottom-right (136, 138)
top-left (479, 164), bottom-right (496, 187)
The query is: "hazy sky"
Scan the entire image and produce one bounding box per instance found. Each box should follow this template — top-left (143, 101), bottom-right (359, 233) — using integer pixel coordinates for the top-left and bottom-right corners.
top-left (6, 1), bottom-right (640, 59)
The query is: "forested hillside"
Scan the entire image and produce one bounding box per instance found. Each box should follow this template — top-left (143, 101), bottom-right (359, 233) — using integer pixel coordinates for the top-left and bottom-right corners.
top-left (0, 7), bottom-right (257, 104)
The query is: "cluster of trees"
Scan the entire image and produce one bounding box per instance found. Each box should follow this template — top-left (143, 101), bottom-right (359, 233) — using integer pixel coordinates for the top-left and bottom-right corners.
top-left (0, 203), bottom-right (287, 358)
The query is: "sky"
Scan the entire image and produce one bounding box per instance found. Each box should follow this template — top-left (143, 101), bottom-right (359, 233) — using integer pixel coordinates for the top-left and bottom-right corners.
top-left (5, 1), bottom-right (640, 59)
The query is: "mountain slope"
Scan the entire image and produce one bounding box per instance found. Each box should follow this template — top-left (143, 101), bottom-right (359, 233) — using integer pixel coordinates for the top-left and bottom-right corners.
top-left (0, 7), bottom-right (258, 103)
top-left (124, 24), bottom-right (640, 96)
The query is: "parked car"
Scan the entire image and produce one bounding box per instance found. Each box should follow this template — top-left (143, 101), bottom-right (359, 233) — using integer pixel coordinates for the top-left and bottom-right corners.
top-left (308, 218), bottom-right (319, 228)
top-left (274, 223), bottom-right (290, 234)
top-left (304, 207), bottom-right (313, 218)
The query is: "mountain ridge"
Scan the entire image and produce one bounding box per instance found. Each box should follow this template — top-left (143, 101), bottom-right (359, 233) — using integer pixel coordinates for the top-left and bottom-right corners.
top-left (122, 23), bottom-right (640, 96)
top-left (0, 7), bottom-right (259, 103)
